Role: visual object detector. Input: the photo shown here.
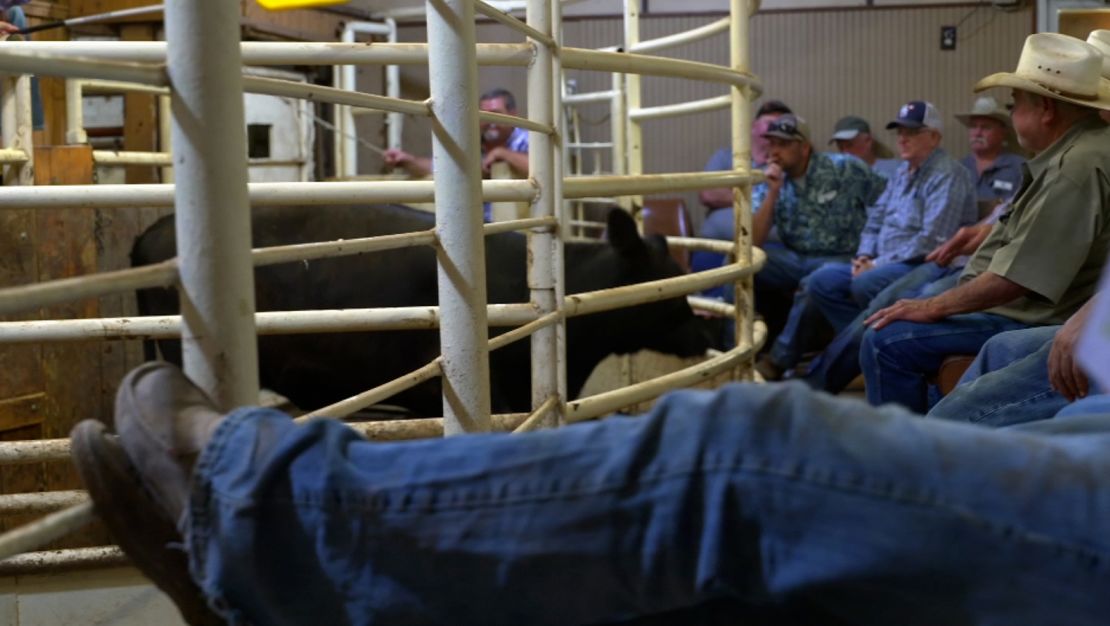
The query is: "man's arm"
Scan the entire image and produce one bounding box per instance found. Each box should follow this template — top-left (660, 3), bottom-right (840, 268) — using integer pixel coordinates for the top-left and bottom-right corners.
top-left (699, 188), bottom-right (735, 209)
top-left (483, 147), bottom-right (529, 177)
top-left (1049, 297), bottom-right (1096, 401)
top-left (864, 271), bottom-right (1028, 330)
top-left (751, 164), bottom-right (783, 246)
top-left (925, 223), bottom-right (993, 267)
top-left (383, 149), bottom-right (432, 177)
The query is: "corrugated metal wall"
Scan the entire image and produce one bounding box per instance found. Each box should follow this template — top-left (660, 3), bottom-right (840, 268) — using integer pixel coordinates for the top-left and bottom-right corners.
top-left (369, 4), bottom-right (1032, 226)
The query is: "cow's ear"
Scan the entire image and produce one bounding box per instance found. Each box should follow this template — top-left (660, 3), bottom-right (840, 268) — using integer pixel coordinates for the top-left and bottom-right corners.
top-left (606, 209), bottom-right (646, 258)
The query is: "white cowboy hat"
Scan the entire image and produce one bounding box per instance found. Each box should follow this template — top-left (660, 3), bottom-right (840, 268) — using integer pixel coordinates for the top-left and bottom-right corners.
top-left (1089, 29), bottom-right (1110, 77)
top-left (954, 96), bottom-right (1012, 127)
top-left (974, 33), bottom-right (1110, 112)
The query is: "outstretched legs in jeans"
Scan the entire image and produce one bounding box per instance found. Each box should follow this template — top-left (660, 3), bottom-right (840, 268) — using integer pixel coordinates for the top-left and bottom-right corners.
top-left (74, 363), bottom-right (1110, 626)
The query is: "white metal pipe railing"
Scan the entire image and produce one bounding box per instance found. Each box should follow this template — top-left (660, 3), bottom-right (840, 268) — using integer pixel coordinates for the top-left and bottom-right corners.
top-left (0, 179), bottom-right (538, 209)
top-left (91, 150), bottom-right (172, 166)
top-left (476, 0), bottom-right (556, 48)
top-left (562, 89), bottom-right (619, 105)
top-left (64, 79), bottom-right (86, 144)
top-left (0, 491), bottom-right (88, 516)
top-left (731, 0), bottom-right (755, 365)
top-left (0, 241), bottom-right (759, 342)
top-left (427, 0), bottom-right (492, 435)
top-left (0, 41), bottom-right (536, 67)
top-left (0, 546), bottom-right (125, 576)
top-left (526, 0), bottom-right (564, 428)
top-left (0, 218), bottom-right (551, 319)
top-left (567, 320), bottom-right (766, 422)
top-left (1, 73), bottom-right (32, 185)
top-left (166, 0), bottom-right (260, 409)
top-left (630, 94), bottom-right (732, 122)
top-left (80, 78), bottom-right (168, 96)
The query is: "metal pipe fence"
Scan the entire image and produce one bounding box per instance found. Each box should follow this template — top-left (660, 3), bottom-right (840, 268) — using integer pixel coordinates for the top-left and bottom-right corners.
top-left (0, 0), bottom-right (761, 571)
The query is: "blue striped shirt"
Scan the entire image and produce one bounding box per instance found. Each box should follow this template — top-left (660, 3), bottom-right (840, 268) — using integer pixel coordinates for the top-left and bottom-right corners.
top-left (857, 148), bottom-right (977, 265)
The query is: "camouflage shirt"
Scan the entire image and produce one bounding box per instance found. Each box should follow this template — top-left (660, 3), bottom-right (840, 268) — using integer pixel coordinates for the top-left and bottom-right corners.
top-left (753, 152), bottom-right (886, 257)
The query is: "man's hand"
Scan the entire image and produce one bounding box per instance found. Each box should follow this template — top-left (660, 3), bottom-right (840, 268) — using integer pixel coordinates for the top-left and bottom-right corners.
top-left (0, 22), bottom-right (18, 36)
top-left (763, 162), bottom-right (785, 194)
top-left (851, 256), bottom-right (874, 277)
top-left (1049, 307), bottom-right (1091, 402)
top-left (926, 224), bottom-right (990, 267)
top-left (865, 298), bottom-right (944, 330)
top-left (481, 146), bottom-right (506, 174)
top-left (383, 148), bottom-right (414, 169)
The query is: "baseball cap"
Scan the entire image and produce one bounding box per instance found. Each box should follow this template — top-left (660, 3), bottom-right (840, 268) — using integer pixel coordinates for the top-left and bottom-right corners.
top-left (829, 116), bottom-right (871, 143)
top-left (755, 99), bottom-right (792, 118)
top-left (885, 100), bottom-right (943, 131)
top-left (763, 113), bottom-right (811, 143)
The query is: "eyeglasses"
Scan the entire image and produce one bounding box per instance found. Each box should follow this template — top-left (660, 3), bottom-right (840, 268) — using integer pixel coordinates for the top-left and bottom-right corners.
top-left (892, 127), bottom-right (926, 138)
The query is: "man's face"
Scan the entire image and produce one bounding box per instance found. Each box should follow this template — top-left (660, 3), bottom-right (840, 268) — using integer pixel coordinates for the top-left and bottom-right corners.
top-left (894, 126), bottom-right (936, 163)
top-left (751, 112), bottom-right (783, 165)
top-left (1009, 89), bottom-right (1041, 152)
top-left (835, 133), bottom-right (873, 160)
top-left (766, 136), bottom-right (807, 171)
top-left (966, 115), bottom-right (1006, 156)
top-left (479, 96), bottom-right (515, 147)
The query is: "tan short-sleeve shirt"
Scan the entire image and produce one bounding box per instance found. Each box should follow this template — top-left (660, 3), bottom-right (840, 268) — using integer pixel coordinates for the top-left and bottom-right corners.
top-left (961, 117), bottom-right (1110, 325)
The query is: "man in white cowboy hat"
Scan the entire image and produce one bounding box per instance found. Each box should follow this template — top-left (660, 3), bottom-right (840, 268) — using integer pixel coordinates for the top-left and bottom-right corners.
top-left (1089, 28), bottom-right (1110, 123)
top-left (955, 95), bottom-right (1025, 210)
top-left (928, 29), bottom-right (1110, 427)
top-left (861, 32), bottom-right (1110, 414)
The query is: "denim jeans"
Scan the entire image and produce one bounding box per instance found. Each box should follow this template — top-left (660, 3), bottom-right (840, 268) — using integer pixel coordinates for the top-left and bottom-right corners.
top-left (802, 263), bottom-right (957, 393)
top-left (807, 261), bottom-right (920, 333)
top-left (928, 326), bottom-right (1103, 427)
top-left (186, 382), bottom-right (1110, 625)
top-left (760, 244), bottom-right (850, 368)
top-left (860, 313), bottom-right (1030, 413)
top-left (694, 242), bottom-right (848, 354)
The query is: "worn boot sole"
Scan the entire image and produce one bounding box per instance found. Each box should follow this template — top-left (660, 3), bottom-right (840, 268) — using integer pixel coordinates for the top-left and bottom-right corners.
top-left (70, 419), bottom-right (224, 626)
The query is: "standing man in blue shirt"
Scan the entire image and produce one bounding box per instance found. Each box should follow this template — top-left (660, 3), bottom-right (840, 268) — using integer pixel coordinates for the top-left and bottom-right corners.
top-left (955, 96), bottom-right (1024, 212)
top-left (801, 102), bottom-right (977, 342)
top-left (383, 88), bottom-right (529, 221)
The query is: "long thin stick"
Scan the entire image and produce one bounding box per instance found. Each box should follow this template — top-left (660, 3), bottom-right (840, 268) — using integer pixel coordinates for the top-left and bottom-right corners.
top-left (15, 4), bottom-right (164, 36)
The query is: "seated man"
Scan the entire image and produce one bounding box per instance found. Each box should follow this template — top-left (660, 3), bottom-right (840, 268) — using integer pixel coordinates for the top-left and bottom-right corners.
top-left (860, 33), bottom-right (1110, 413)
top-left (383, 87), bottom-right (528, 221)
top-left (828, 114), bottom-right (901, 180)
top-left (743, 115), bottom-right (889, 373)
top-left (955, 95), bottom-right (1025, 212)
top-left (773, 103), bottom-right (976, 379)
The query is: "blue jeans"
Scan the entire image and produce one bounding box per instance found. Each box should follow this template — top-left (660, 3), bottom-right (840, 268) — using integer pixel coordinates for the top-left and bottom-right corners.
top-left (861, 313), bottom-right (1030, 413)
top-left (761, 244), bottom-right (850, 368)
top-left (807, 261), bottom-right (920, 332)
top-left (928, 326), bottom-right (1103, 427)
top-left (186, 382), bottom-right (1110, 625)
top-left (802, 263), bottom-right (956, 393)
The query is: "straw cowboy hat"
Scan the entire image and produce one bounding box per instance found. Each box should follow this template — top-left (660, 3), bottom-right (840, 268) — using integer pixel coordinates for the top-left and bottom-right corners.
top-left (1089, 29), bottom-right (1110, 75)
top-left (955, 96), bottom-right (1012, 127)
top-left (975, 32), bottom-right (1110, 112)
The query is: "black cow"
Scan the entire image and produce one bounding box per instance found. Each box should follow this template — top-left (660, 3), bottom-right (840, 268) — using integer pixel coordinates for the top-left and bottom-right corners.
top-left (131, 204), bottom-right (714, 415)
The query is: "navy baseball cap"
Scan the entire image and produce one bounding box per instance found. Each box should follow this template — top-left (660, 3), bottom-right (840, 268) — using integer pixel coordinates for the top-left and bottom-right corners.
top-left (885, 100), bottom-right (943, 131)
